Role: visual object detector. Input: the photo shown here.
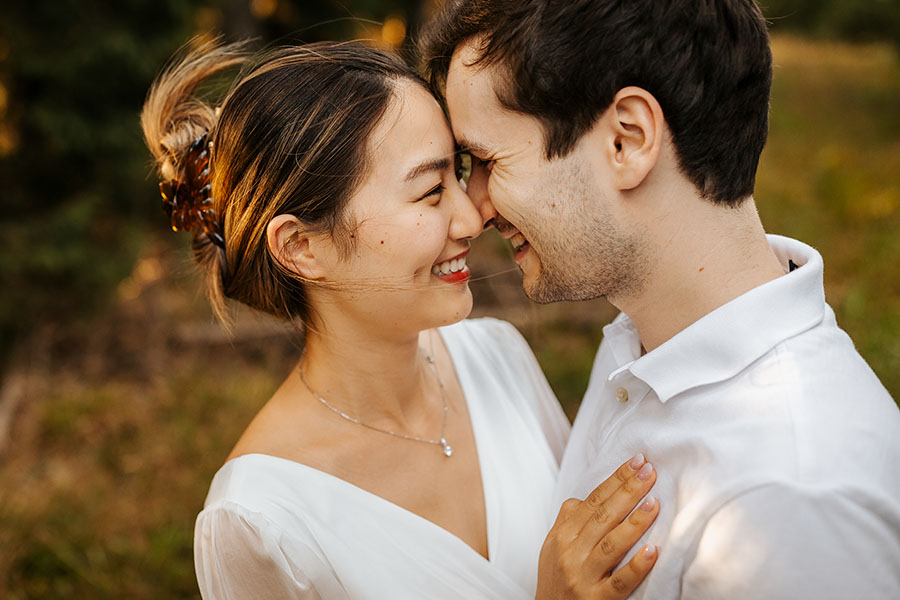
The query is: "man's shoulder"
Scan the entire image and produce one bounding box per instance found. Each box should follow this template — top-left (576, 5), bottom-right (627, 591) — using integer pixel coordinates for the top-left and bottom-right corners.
top-left (746, 304), bottom-right (892, 405)
top-left (677, 479), bottom-right (900, 599)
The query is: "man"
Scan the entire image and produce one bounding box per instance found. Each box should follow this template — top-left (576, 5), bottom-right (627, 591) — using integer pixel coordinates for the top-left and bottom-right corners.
top-left (421, 0), bottom-right (900, 597)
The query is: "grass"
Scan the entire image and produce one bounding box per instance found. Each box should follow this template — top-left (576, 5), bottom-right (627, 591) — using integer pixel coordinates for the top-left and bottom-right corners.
top-left (1, 35), bottom-right (898, 597)
top-left (0, 356), bottom-right (285, 598)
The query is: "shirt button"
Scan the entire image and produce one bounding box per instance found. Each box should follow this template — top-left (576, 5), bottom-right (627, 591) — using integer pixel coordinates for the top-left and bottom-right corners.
top-left (616, 388), bottom-right (629, 403)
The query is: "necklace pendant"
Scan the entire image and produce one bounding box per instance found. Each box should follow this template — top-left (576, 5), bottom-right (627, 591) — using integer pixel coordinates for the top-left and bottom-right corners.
top-left (440, 437), bottom-right (453, 457)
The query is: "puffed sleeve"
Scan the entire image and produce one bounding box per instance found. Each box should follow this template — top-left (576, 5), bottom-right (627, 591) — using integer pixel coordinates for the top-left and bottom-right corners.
top-left (195, 501), bottom-right (329, 600)
top-left (483, 318), bottom-right (571, 463)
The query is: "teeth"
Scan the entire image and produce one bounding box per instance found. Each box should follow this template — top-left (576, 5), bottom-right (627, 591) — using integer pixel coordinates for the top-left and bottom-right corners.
top-left (431, 255), bottom-right (468, 275)
top-left (510, 232), bottom-right (527, 250)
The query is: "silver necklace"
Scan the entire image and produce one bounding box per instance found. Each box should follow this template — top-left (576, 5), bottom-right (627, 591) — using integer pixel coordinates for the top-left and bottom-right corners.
top-left (298, 351), bottom-right (453, 457)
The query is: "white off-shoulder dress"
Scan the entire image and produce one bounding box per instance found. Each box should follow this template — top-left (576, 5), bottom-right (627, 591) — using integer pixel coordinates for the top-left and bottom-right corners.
top-left (194, 318), bottom-right (571, 599)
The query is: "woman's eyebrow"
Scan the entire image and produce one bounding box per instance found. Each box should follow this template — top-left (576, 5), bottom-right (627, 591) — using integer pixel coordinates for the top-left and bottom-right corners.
top-left (404, 157), bottom-right (452, 182)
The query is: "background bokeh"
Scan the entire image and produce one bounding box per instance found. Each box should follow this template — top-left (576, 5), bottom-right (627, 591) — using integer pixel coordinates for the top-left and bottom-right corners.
top-left (1, 0), bottom-right (898, 596)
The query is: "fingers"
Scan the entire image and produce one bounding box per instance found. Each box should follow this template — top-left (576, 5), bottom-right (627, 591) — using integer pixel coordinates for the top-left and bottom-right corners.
top-left (575, 456), bottom-right (657, 541)
top-left (570, 453), bottom-right (650, 533)
top-left (536, 454), bottom-right (660, 600)
top-left (551, 498), bottom-right (582, 528)
top-left (600, 544), bottom-right (659, 599)
top-left (584, 494), bottom-right (660, 577)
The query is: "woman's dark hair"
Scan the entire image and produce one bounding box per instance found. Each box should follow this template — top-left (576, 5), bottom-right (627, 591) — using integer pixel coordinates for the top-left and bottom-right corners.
top-left (141, 39), bottom-right (420, 325)
top-left (420, 0), bottom-right (773, 207)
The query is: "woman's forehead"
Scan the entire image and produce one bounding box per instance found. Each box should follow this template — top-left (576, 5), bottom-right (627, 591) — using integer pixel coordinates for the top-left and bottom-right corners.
top-left (367, 82), bottom-right (455, 177)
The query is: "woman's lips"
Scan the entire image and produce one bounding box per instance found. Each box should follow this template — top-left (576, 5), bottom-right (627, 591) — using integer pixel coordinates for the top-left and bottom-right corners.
top-left (431, 251), bottom-right (471, 283)
top-left (434, 267), bottom-right (471, 284)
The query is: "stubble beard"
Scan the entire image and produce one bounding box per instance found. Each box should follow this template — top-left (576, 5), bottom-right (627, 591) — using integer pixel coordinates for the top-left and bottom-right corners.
top-left (522, 161), bottom-right (648, 304)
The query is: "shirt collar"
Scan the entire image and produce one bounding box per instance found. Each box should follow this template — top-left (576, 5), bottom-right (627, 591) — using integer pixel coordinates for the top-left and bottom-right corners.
top-left (603, 234), bottom-right (826, 403)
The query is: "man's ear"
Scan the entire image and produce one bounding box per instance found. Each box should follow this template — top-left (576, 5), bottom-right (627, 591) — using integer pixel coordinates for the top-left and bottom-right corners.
top-left (266, 214), bottom-right (327, 280)
top-left (599, 86), bottom-right (663, 191)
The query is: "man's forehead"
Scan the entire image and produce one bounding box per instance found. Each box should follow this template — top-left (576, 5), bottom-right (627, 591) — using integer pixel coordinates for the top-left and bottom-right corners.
top-left (450, 38), bottom-right (484, 70)
top-left (447, 40), bottom-right (498, 104)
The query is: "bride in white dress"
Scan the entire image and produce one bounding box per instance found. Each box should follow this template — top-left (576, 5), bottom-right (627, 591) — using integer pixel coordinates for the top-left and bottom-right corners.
top-left (142, 39), bottom-right (660, 600)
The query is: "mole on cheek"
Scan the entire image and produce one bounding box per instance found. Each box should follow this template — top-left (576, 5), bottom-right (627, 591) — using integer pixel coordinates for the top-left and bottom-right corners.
top-left (380, 240), bottom-right (384, 245)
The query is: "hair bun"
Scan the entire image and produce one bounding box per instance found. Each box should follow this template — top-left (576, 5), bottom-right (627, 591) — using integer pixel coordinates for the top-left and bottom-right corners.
top-left (158, 131), bottom-right (224, 248)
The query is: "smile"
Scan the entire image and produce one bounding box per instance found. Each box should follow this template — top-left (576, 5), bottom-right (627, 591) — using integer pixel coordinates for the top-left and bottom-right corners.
top-left (431, 254), bottom-right (468, 276)
top-left (431, 251), bottom-right (471, 284)
top-left (510, 232), bottom-right (528, 252)
top-left (494, 218), bottom-right (530, 257)
top-left (503, 230), bottom-right (531, 262)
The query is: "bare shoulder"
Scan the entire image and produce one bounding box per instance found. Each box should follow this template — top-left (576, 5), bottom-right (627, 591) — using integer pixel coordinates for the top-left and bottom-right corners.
top-left (225, 370), bottom-right (337, 467)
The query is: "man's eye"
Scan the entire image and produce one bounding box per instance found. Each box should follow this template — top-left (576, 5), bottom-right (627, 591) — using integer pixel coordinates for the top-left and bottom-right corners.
top-left (473, 156), bottom-right (494, 171)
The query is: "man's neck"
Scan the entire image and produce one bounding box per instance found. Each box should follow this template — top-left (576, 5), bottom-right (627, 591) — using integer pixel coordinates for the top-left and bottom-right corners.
top-left (614, 197), bottom-right (785, 353)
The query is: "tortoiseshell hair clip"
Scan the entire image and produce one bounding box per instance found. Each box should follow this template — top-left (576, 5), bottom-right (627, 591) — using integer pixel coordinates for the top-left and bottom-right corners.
top-left (159, 132), bottom-right (225, 249)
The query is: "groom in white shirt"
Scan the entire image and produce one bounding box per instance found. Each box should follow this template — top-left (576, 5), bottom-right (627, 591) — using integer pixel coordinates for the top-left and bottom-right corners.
top-left (421, 0), bottom-right (900, 597)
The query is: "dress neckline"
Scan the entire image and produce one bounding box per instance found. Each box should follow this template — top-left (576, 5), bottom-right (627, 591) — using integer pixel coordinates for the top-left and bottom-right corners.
top-left (217, 322), bottom-right (496, 564)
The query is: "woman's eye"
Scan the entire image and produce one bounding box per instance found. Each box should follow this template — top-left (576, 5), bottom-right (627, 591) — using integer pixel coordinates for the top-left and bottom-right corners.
top-left (421, 183), bottom-right (445, 203)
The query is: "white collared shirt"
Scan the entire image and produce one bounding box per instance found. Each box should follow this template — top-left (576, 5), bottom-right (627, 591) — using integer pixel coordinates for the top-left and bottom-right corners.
top-left (555, 235), bottom-right (900, 599)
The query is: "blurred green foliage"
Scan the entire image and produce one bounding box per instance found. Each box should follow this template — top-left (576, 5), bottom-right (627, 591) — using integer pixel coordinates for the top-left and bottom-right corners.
top-left (764, 0), bottom-right (900, 50)
top-left (0, 0), bottom-right (422, 367)
top-left (0, 0), bottom-right (207, 362)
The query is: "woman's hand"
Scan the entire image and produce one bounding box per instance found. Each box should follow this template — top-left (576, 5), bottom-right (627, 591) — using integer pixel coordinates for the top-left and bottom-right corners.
top-left (536, 454), bottom-right (659, 599)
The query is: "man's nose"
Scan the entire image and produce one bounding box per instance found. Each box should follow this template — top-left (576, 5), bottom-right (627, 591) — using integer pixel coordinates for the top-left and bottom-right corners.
top-left (466, 166), bottom-right (498, 230)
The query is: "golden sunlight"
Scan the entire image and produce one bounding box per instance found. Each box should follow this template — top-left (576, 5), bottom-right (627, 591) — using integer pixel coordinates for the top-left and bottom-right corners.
top-left (251, 0), bottom-right (278, 20)
top-left (382, 16), bottom-right (407, 48)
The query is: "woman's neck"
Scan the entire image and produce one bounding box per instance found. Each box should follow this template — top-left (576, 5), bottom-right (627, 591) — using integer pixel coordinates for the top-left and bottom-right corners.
top-left (300, 324), bottom-right (439, 430)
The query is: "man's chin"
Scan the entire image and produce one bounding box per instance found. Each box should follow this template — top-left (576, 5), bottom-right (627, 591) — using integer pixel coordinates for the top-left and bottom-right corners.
top-left (523, 267), bottom-right (606, 304)
top-left (517, 252), bottom-right (556, 304)
top-left (523, 271), bottom-right (571, 304)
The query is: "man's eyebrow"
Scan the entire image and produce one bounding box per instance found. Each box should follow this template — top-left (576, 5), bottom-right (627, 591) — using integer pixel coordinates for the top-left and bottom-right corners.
top-left (457, 138), bottom-right (492, 158)
top-left (404, 157), bottom-right (452, 182)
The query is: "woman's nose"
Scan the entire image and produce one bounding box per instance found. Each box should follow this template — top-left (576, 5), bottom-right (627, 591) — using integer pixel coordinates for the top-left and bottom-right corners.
top-left (450, 184), bottom-right (485, 241)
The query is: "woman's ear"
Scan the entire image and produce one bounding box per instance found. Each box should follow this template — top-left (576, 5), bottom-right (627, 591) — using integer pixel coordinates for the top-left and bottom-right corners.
top-left (602, 86), bottom-right (663, 191)
top-left (266, 214), bottom-right (327, 280)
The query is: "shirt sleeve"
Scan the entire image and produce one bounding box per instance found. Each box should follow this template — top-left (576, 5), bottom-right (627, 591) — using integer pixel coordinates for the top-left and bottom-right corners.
top-left (681, 482), bottom-right (900, 600)
top-left (485, 318), bottom-right (572, 463)
top-left (194, 502), bottom-right (326, 600)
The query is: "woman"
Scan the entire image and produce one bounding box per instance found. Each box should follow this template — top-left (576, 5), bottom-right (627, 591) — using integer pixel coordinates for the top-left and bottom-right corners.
top-left (142, 39), bottom-right (659, 599)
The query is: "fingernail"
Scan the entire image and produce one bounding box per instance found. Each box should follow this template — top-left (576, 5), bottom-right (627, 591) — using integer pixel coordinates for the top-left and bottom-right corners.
top-left (642, 544), bottom-right (657, 559)
top-left (629, 453), bottom-right (645, 470)
top-left (640, 496), bottom-right (657, 512)
top-left (637, 462), bottom-right (654, 480)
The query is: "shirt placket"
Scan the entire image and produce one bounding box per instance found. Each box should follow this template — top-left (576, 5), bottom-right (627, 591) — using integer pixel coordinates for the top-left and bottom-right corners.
top-left (589, 364), bottom-right (651, 456)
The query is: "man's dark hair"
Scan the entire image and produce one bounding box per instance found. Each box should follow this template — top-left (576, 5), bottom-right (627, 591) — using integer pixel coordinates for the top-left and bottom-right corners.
top-left (419, 0), bottom-right (773, 206)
